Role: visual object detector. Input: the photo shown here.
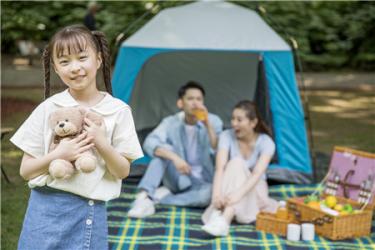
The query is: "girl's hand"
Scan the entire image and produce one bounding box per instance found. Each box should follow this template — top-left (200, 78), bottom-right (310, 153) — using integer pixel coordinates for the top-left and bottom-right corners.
top-left (53, 132), bottom-right (94, 161)
top-left (83, 117), bottom-right (106, 146)
top-left (223, 191), bottom-right (243, 207)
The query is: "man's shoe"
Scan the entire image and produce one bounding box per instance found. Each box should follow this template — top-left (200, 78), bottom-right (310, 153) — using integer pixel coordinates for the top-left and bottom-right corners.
top-left (154, 186), bottom-right (172, 203)
top-left (127, 192), bottom-right (155, 218)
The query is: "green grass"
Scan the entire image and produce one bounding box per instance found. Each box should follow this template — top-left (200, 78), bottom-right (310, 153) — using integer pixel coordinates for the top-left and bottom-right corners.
top-left (307, 90), bottom-right (375, 154)
top-left (1, 88), bottom-right (374, 249)
top-left (1, 88), bottom-right (44, 249)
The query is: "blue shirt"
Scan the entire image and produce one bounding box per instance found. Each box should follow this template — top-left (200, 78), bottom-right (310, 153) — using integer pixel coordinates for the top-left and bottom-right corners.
top-left (143, 111), bottom-right (223, 182)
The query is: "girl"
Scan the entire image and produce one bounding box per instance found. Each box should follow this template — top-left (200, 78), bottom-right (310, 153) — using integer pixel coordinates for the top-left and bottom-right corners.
top-left (10, 25), bottom-right (143, 249)
top-left (201, 100), bottom-right (278, 236)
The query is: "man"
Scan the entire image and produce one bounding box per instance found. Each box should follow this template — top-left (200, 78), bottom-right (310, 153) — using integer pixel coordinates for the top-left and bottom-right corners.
top-left (128, 81), bottom-right (223, 218)
top-left (83, 2), bottom-right (98, 31)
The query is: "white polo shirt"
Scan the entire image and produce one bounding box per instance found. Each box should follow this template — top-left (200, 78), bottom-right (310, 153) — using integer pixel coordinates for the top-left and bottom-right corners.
top-left (10, 89), bottom-right (144, 201)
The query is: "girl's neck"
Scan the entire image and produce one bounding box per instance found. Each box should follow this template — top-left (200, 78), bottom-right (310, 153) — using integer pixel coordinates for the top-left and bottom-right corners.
top-left (68, 86), bottom-right (104, 107)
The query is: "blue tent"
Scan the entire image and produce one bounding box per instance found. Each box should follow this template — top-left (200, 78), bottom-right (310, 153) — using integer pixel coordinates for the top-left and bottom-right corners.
top-left (112, 1), bottom-right (312, 184)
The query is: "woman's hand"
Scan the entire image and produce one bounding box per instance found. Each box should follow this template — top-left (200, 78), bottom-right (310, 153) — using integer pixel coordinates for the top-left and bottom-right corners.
top-left (53, 132), bottom-right (94, 161)
top-left (212, 194), bottom-right (224, 209)
top-left (223, 191), bottom-right (243, 207)
top-left (83, 117), bottom-right (106, 146)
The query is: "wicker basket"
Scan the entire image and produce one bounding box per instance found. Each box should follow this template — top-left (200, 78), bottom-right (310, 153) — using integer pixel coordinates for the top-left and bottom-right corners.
top-left (256, 212), bottom-right (292, 236)
top-left (287, 196), bottom-right (373, 240)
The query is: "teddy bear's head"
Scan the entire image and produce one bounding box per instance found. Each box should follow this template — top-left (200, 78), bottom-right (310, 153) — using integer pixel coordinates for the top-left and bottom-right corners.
top-left (49, 107), bottom-right (86, 137)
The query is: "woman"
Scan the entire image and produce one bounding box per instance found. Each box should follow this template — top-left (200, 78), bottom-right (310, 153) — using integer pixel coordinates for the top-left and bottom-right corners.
top-left (202, 100), bottom-right (278, 236)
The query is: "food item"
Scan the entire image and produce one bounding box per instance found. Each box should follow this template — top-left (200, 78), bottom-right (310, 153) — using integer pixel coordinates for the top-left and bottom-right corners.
top-left (320, 204), bottom-right (340, 216)
top-left (342, 204), bottom-right (353, 213)
top-left (276, 201), bottom-right (288, 220)
top-left (307, 201), bottom-right (321, 210)
top-left (304, 195), bottom-right (319, 204)
top-left (340, 210), bottom-right (349, 216)
top-left (325, 196), bottom-right (337, 208)
top-left (334, 204), bottom-right (343, 211)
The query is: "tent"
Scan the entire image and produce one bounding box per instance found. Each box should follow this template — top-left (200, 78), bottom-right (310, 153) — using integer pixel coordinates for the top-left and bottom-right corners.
top-left (112, 1), bottom-right (312, 184)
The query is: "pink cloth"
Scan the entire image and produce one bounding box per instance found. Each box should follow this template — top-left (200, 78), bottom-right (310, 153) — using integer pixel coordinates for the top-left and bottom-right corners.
top-left (202, 158), bottom-right (278, 224)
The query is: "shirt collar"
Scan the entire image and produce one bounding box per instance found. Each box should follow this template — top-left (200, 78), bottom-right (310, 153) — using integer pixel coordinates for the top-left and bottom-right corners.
top-left (50, 89), bottom-right (126, 115)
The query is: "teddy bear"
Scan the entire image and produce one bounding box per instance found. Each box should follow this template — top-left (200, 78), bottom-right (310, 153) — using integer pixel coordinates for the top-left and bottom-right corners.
top-left (48, 107), bottom-right (103, 179)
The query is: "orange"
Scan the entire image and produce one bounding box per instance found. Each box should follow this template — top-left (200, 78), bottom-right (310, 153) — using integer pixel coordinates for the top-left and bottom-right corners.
top-left (307, 201), bottom-right (321, 210)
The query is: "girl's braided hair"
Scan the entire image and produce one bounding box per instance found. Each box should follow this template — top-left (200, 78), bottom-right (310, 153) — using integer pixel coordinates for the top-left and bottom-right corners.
top-left (42, 24), bottom-right (112, 99)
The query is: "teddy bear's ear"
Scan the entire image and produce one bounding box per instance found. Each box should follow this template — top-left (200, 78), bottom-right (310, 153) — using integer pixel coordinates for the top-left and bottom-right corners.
top-left (85, 112), bottom-right (103, 126)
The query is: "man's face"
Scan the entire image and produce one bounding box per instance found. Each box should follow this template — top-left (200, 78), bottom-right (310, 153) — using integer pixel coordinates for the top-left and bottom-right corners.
top-left (178, 88), bottom-right (204, 116)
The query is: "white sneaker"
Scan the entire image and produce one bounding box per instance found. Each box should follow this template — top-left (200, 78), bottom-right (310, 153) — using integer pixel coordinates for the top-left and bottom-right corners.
top-left (207, 209), bottom-right (222, 222)
top-left (127, 192), bottom-right (155, 218)
top-left (202, 214), bottom-right (229, 237)
top-left (154, 186), bottom-right (171, 204)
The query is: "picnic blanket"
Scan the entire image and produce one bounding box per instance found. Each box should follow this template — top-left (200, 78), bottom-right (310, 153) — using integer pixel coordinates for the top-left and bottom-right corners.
top-left (107, 177), bottom-right (375, 250)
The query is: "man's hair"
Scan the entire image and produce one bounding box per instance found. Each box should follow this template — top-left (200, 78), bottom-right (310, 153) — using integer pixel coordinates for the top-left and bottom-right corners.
top-left (177, 81), bottom-right (205, 99)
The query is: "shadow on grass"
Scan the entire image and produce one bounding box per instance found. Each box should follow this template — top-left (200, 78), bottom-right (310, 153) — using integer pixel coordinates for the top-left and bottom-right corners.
top-left (1, 88), bottom-right (374, 248)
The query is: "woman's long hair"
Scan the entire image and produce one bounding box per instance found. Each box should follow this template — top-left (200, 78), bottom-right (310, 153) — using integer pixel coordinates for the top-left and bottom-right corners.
top-left (234, 100), bottom-right (272, 136)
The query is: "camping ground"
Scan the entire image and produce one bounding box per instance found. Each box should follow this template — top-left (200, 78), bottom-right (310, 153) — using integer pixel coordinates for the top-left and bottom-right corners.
top-left (2, 83), bottom-right (374, 249)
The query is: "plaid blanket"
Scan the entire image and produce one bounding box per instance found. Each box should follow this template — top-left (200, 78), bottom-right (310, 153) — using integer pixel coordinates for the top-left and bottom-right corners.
top-left (108, 177), bottom-right (375, 250)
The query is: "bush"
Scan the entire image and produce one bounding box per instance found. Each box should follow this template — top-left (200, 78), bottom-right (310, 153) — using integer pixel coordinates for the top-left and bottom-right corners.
top-left (2, 1), bottom-right (374, 70)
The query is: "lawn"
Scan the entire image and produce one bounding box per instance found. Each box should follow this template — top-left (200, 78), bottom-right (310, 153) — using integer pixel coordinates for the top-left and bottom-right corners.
top-left (1, 87), bottom-right (374, 249)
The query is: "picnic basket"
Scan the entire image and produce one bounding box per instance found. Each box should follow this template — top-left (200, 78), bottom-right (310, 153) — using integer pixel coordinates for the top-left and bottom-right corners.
top-left (256, 212), bottom-right (292, 236)
top-left (287, 147), bottom-right (375, 240)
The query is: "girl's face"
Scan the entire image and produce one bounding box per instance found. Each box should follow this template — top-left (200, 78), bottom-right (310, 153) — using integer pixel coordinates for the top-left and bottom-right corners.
top-left (231, 108), bottom-right (258, 139)
top-left (53, 45), bottom-right (101, 92)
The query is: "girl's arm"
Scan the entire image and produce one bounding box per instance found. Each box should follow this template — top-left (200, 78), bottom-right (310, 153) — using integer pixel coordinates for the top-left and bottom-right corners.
top-left (211, 148), bottom-right (229, 207)
top-left (84, 118), bottom-right (130, 179)
top-left (20, 133), bottom-right (93, 180)
top-left (224, 154), bottom-right (272, 206)
top-left (20, 152), bottom-right (56, 180)
top-left (94, 140), bottom-right (131, 179)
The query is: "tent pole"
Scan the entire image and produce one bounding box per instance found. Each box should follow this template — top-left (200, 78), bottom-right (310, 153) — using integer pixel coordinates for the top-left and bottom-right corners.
top-left (253, 4), bottom-right (317, 182)
top-left (290, 38), bottom-right (317, 182)
top-left (111, 2), bottom-right (163, 65)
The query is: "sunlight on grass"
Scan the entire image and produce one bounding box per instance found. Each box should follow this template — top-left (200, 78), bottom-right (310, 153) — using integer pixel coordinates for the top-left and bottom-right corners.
top-left (1, 88), bottom-right (374, 249)
top-left (2, 150), bottom-right (23, 158)
top-left (307, 90), bottom-right (375, 156)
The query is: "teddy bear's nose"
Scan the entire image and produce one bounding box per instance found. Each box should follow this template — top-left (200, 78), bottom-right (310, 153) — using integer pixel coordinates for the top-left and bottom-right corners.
top-left (59, 123), bottom-right (65, 128)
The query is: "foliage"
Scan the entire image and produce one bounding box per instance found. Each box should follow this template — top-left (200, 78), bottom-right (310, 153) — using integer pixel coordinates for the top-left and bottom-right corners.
top-left (1, 1), bottom-right (375, 70)
top-left (235, 1), bottom-right (375, 70)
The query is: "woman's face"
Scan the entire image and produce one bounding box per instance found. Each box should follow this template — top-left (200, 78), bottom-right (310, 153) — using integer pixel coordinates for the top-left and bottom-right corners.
top-left (231, 108), bottom-right (257, 139)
